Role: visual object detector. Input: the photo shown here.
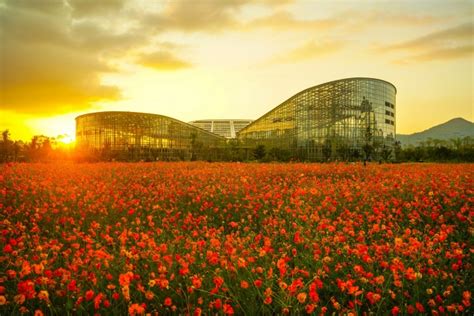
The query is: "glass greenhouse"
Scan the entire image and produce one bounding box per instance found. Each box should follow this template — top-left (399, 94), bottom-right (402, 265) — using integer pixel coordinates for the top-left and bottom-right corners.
top-left (76, 112), bottom-right (226, 161)
top-left (237, 77), bottom-right (396, 161)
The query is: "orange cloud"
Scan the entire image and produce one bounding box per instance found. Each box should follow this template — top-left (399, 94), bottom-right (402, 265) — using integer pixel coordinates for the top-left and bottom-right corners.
top-left (394, 45), bottom-right (474, 64)
top-left (385, 23), bottom-right (473, 51)
top-left (244, 10), bottom-right (338, 31)
top-left (136, 51), bottom-right (192, 70)
top-left (269, 39), bottom-right (344, 64)
top-left (374, 23), bottom-right (474, 63)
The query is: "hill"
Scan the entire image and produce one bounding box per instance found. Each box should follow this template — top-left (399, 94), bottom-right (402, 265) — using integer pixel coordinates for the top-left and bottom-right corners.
top-left (396, 117), bottom-right (474, 146)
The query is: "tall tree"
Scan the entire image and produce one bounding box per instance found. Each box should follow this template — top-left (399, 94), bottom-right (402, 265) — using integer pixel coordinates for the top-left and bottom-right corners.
top-left (1, 130), bottom-right (11, 162)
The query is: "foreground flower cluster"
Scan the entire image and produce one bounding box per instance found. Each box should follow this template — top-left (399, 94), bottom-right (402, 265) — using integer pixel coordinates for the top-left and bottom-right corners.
top-left (0, 162), bottom-right (472, 315)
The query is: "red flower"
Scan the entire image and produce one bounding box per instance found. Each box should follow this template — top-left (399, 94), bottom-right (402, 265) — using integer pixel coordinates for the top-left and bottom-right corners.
top-left (415, 302), bottom-right (425, 313)
top-left (85, 290), bottom-right (94, 301)
top-left (213, 276), bottom-right (224, 289)
top-left (3, 244), bottom-right (12, 253)
top-left (67, 280), bottom-right (77, 292)
top-left (254, 279), bottom-right (262, 288)
top-left (164, 297), bottom-right (172, 307)
top-left (213, 298), bottom-right (222, 310)
top-left (223, 303), bottom-right (234, 315)
top-left (391, 306), bottom-right (400, 315)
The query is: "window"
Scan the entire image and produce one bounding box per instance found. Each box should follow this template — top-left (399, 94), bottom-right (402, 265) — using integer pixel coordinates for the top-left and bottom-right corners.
top-left (385, 101), bottom-right (394, 109)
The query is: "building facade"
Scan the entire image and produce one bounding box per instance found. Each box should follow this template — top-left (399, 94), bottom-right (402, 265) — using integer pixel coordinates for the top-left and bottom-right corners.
top-left (76, 111), bottom-right (226, 161)
top-left (237, 78), bottom-right (396, 161)
top-left (75, 77), bottom-right (396, 161)
top-left (189, 119), bottom-right (253, 138)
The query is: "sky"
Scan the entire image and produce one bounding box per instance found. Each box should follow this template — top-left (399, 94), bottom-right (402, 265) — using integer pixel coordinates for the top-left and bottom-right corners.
top-left (0, 0), bottom-right (473, 142)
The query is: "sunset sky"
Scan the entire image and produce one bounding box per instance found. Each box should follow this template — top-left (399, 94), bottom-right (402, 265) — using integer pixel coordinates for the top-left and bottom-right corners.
top-left (1, 0), bottom-right (473, 142)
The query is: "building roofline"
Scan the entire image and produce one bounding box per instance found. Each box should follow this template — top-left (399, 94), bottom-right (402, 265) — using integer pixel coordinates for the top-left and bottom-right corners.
top-left (238, 77), bottom-right (396, 136)
top-left (189, 119), bottom-right (253, 122)
top-left (75, 111), bottom-right (226, 140)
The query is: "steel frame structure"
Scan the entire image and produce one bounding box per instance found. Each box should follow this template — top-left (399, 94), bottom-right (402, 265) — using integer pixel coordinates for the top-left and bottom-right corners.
top-left (76, 111), bottom-right (226, 160)
top-left (237, 77), bottom-right (396, 161)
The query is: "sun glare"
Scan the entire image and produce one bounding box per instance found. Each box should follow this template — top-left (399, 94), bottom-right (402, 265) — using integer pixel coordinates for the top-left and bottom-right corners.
top-left (57, 134), bottom-right (75, 145)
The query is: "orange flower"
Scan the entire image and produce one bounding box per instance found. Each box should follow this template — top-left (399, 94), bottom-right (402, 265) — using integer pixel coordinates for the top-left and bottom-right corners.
top-left (128, 303), bottom-right (145, 315)
top-left (145, 291), bottom-right (154, 300)
top-left (297, 292), bottom-right (307, 304)
top-left (14, 294), bottom-right (25, 305)
top-left (463, 290), bottom-right (471, 302)
top-left (122, 286), bottom-right (130, 301)
top-left (405, 268), bottom-right (417, 281)
top-left (119, 272), bottom-right (134, 287)
top-left (38, 290), bottom-right (49, 302)
top-left (191, 275), bottom-right (202, 289)
top-left (374, 275), bottom-right (385, 285)
top-left (2, 162), bottom-right (472, 314)
top-left (213, 276), bottom-right (224, 289)
top-left (264, 287), bottom-right (272, 297)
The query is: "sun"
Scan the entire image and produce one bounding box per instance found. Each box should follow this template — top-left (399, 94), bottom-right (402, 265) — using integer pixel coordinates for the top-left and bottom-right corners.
top-left (57, 134), bottom-right (75, 145)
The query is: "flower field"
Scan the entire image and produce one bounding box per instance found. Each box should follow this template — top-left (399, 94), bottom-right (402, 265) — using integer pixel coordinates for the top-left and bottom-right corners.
top-left (0, 162), bottom-right (472, 315)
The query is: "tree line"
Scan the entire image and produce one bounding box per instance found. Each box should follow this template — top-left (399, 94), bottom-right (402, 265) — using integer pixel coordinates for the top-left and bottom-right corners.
top-left (0, 130), bottom-right (74, 163)
top-left (1, 129), bottom-right (472, 163)
top-left (393, 137), bottom-right (474, 162)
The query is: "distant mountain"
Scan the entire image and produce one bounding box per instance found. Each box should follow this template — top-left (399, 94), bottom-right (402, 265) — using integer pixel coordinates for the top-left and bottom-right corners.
top-left (396, 117), bottom-right (474, 146)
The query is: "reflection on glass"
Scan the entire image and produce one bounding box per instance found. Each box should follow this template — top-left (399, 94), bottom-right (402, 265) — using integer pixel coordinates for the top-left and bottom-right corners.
top-left (238, 78), bottom-right (396, 161)
top-left (76, 112), bottom-right (226, 160)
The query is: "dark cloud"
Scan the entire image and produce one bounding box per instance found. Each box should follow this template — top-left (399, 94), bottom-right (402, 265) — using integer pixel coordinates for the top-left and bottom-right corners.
top-left (1, 1), bottom-right (71, 46)
top-left (4, 0), bottom-right (67, 15)
top-left (0, 1), bottom-right (123, 114)
top-left (1, 37), bottom-right (120, 114)
top-left (67, 0), bottom-right (127, 17)
top-left (140, 1), bottom-right (241, 33)
top-left (139, 0), bottom-right (295, 33)
top-left (71, 20), bottom-right (147, 53)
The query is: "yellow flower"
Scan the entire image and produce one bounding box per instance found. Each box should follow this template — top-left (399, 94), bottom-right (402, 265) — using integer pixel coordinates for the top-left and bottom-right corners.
top-left (38, 290), bottom-right (49, 302)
